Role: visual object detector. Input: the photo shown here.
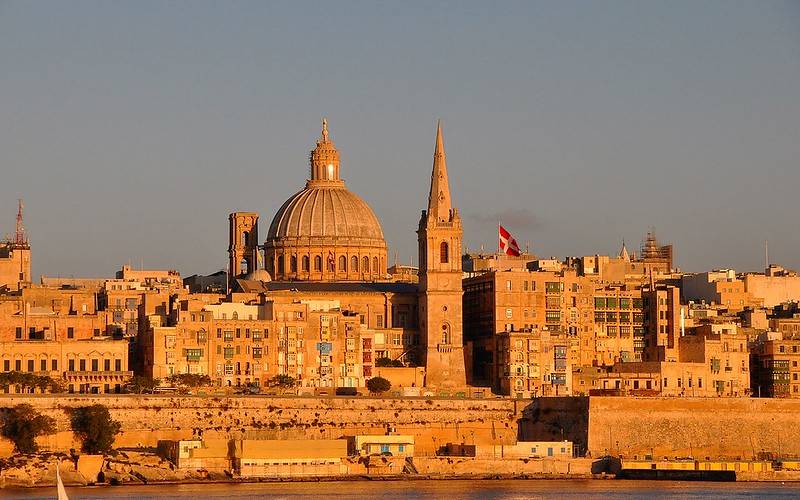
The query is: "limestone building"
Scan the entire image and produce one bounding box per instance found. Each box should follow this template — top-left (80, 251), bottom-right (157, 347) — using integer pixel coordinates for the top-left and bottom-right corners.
top-left (0, 200), bottom-right (31, 292)
top-left (140, 120), bottom-right (468, 390)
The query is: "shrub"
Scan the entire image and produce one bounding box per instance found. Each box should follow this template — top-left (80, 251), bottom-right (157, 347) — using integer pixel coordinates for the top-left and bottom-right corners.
top-left (126, 376), bottom-right (160, 394)
top-left (366, 376), bottom-right (392, 395)
top-left (1, 404), bottom-right (56, 453)
top-left (375, 358), bottom-right (404, 368)
top-left (165, 373), bottom-right (211, 388)
top-left (267, 375), bottom-right (296, 389)
top-left (71, 404), bottom-right (121, 454)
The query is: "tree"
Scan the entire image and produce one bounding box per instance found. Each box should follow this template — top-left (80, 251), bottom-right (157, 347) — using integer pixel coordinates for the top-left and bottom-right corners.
top-left (165, 373), bottom-right (211, 388)
top-left (366, 376), bottom-right (392, 395)
top-left (375, 358), bottom-right (404, 368)
top-left (71, 405), bottom-right (121, 454)
top-left (0, 372), bottom-right (63, 394)
top-left (1, 404), bottom-right (56, 453)
top-left (126, 376), bottom-right (159, 394)
top-left (267, 374), bottom-right (296, 389)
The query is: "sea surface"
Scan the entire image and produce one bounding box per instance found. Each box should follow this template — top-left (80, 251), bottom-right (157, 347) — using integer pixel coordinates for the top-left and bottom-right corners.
top-left (1, 479), bottom-right (799, 499)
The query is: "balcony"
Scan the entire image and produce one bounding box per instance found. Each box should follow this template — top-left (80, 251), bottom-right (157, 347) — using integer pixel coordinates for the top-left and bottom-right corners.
top-left (64, 371), bottom-right (133, 381)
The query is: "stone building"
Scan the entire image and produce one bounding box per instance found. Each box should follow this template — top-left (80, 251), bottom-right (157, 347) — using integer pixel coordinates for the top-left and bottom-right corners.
top-left (0, 201), bottom-right (31, 292)
top-left (0, 294), bottom-right (131, 394)
top-left (138, 120), bottom-right (467, 390)
top-left (751, 331), bottom-right (800, 398)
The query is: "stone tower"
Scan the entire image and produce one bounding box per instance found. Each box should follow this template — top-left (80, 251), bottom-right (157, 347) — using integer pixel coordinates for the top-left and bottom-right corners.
top-left (228, 212), bottom-right (260, 277)
top-left (417, 121), bottom-right (467, 388)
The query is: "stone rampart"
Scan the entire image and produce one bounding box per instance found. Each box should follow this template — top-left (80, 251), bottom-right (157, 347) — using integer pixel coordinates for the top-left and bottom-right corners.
top-left (0, 395), bottom-right (523, 457)
top-left (587, 397), bottom-right (800, 459)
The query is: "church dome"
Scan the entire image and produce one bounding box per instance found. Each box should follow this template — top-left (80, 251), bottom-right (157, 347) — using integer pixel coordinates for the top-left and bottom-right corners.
top-left (243, 268), bottom-right (272, 282)
top-left (264, 120), bottom-right (388, 281)
top-left (268, 186), bottom-right (386, 242)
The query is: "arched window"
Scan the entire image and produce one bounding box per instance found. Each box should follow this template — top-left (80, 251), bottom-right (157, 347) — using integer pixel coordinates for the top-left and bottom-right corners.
top-left (302, 255), bottom-right (310, 271)
top-left (339, 256), bottom-right (347, 272)
top-left (440, 241), bottom-right (449, 264)
top-left (242, 231), bottom-right (249, 246)
top-left (441, 323), bottom-right (450, 345)
top-left (232, 312), bottom-right (238, 320)
top-left (373, 256), bottom-right (379, 274)
top-left (363, 256), bottom-right (370, 273)
top-left (290, 255), bottom-right (297, 273)
top-left (314, 255), bottom-right (322, 271)
top-left (351, 256), bottom-right (359, 272)
top-left (277, 255), bottom-right (284, 274)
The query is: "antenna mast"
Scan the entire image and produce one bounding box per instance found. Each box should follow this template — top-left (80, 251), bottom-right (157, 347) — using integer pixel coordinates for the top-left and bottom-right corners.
top-left (14, 199), bottom-right (28, 246)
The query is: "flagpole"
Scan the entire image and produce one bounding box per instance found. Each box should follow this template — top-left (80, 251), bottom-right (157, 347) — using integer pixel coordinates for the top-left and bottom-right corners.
top-left (498, 220), bottom-right (501, 255)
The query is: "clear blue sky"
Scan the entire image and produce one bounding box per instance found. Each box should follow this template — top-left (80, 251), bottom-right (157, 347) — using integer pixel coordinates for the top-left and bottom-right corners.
top-left (1, 1), bottom-right (798, 278)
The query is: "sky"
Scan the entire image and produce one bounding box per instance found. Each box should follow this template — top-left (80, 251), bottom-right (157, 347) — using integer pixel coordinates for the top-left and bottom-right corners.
top-left (1, 1), bottom-right (798, 279)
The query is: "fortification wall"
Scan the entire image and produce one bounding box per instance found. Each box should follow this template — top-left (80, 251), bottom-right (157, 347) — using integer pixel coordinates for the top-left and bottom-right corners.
top-left (0, 396), bottom-right (523, 457)
top-left (587, 397), bottom-right (800, 459)
top-left (6, 395), bottom-right (800, 462)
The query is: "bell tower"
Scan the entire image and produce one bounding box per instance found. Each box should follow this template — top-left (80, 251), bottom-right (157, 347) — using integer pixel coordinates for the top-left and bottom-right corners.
top-left (228, 212), bottom-right (260, 278)
top-left (417, 121), bottom-right (466, 388)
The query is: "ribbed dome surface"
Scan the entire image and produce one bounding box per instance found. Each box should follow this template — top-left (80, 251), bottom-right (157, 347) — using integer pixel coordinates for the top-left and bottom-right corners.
top-left (267, 183), bottom-right (385, 244)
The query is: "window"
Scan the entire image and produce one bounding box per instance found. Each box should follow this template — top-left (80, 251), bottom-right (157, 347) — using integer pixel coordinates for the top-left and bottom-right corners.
top-left (594, 296), bottom-right (607, 309)
top-left (277, 255), bottom-right (284, 274)
top-left (314, 255), bottom-right (322, 271)
top-left (373, 256), bottom-right (379, 273)
top-left (545, 282), bottom-right (562, 293)
top-left (545, 311), bottom-right (561, 322)
top-left (67, 327), bottom-right (74, 339)
top-left (40, 359), bottom-right (47, 372)
top-left (224, 330), bottom-right (234, 342)
top-left (91, 359), bottom-right (98, 371)
top-left (339, 255), bottom-right (347, 272)
top-left (69, 360), bottom-right (75, 371)
top-left (363, 256), bottom-right (370, 273)
top-left (506, 308), bottom-right (513, 319)
top-left (290, 255), bottom-right (297, 273)
top-left (115, 359), bottom-right (121, 371)
top-left (224, 347), bottom-right (234, 359)
top-left (351, 255), bottom-right (358, 272)
top-left (79, 360), bottom-right (86, 371)
top-left (15, 327), bottom-right (22, 340)
top-left (302, 255), bottom-right (310, 271)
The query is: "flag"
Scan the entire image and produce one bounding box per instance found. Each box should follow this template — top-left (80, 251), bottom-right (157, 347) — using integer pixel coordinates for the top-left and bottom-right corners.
top-left (499, 225), bottom-right (521, 256)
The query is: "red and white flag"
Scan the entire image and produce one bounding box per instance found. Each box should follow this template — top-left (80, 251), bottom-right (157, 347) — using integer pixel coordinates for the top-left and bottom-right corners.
top-left (499, 225), bottom-right (521, 256)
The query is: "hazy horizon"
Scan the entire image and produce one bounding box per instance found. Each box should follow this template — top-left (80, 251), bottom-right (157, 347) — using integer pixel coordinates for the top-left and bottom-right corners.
top-left (2, 1), bottom-right (798, 280)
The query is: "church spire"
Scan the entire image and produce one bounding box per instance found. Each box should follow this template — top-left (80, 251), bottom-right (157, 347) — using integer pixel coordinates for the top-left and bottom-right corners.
top-left (619, 239), bottom-right (630, 261)
top-left (427, 120), bottom-right (453, 223)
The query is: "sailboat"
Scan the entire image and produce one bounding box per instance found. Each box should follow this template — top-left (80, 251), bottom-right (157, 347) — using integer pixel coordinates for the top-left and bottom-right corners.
top-left (56, 460), bottom-right (70, 500)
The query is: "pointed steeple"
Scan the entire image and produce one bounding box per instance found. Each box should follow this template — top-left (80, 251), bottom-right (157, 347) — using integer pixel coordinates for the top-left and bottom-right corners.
top-left (427, 120), bottom-right (453, 223)
top-left (619, 240), bottom-right (630, 261)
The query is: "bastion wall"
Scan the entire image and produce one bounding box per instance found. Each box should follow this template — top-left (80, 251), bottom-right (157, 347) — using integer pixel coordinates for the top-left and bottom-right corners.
top-left (0, 395), bottom-right (523, 457)
top-left (3, 395), bottom-right (800, 461)
top-left (586, 397), bottom-right (800, 459)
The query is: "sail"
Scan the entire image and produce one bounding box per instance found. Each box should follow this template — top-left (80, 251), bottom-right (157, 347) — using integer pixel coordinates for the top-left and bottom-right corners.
top-left (56, 463), bottom-right (70, 500)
